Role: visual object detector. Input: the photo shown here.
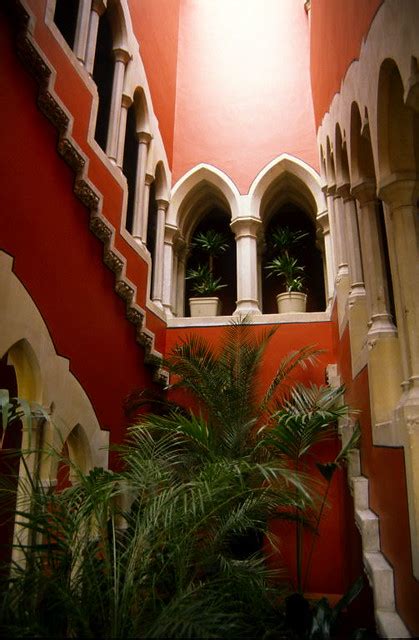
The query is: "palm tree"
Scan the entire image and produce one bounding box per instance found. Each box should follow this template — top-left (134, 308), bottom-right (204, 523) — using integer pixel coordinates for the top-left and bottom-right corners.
top-left (0, 320), bottom-right (357, 638)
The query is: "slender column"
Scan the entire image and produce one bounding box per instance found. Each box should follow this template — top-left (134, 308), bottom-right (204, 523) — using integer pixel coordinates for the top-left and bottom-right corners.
top-left (379, 178), bottom-right (419, 391)
top-left (323, 186), bottom-right (339, 285)
top-left (316, 209), bottom-right (334, 305)
top-left (352, 180), bottom-right (402, 427)
top-left (116, 94), bottom-right (132, 168)
top-left (231, 217), bottom-right (261, 315)
top-left (175, 239), bottom-right (188, 317)
top-left (332, 193), bottom-right (349, 277)
top-left (73, 0), bottom-right (92, 63)
top-left (106, 48), bottom-right (131, 161)
top-left (162, 224), bottom-right (178, 316)
top-left (131, 133), bottom-right (152, 242)
top-left (152, 199), bottom-right (169, 307)
top-left (141, 173), bottom-right (154, 244)
top-left (337, 184), bottom-right (365, 300)
top-left (351, 182), bottom-right (396, 337)
top-left (84, 0), bottom-right (106, 75)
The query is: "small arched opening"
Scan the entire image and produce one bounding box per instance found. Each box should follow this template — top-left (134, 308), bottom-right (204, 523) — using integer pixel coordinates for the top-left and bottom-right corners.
top-left (259, 172), bottom-right (325, 314)
top-left (53, 0), bottom-right (80, 49)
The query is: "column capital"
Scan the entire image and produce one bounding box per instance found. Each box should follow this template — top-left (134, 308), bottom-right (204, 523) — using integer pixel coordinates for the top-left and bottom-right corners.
top-left (351, 180), bottom-right (377, 206)
top-left (316, 209), bottom-right (330, 233)
top-left (92, 0), bottom-right (107, 16)
top-left (322, 184), bottom-right (336, 198)
top-left (230, 216), bottom-right (261, 239)
top-left (137, 131), bottom-right (152, 145)
top-left (145, 172), bottom-right (154, 186)
top-left (335, 182), bottom-right (352, 201)
top-left (156, 198), bottom-right (169, 212)
top-left (113, 47), bottom-right (131, 65)
top-left (121, 93), bottom-right (133, 109)
top-left (164, 223), bottom-right (178, 245)
top-left (378, 173), bottom-right (419, 209)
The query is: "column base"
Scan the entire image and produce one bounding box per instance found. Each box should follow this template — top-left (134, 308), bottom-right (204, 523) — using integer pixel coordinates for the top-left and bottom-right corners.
top-left (233, 300), bottom-right (261, 316)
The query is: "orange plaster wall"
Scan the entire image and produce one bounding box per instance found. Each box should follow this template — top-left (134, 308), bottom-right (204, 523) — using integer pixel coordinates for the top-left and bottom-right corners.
top-left (336, 320), bottom-right (419, 635)
top-left (129, 0), bottom-right (181, 168)
top-left (0, 16), bottom-right (159, 452)
top-left (172, 0), bottom-right (319, 194)
top-left (310, 0), bottom-right (383, 128)
top-left (165, 322), bottom-right (356, 594)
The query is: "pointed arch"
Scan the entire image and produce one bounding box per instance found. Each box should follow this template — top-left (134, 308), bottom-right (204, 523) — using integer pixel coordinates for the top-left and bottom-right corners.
top-left (248, 154), bottom-right (326, 221)
top-left (169, 164), bottom-right (241, 229)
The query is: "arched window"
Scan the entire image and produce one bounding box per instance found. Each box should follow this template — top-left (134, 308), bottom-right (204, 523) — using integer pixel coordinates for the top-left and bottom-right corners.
top-left (53, 0), bottom-right (80, 49)
top-left (185, 209), bottom-right (236, 317)
top-left (92, 10), bottom-right (114, 151)
top-left (122, 101), bottom-right (137, 233)
top-left (262, 203), bottom-right (324, 314)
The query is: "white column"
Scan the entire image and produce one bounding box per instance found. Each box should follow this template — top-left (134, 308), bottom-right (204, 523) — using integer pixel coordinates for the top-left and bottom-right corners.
top-left (332, 193), bottom-right (349, 278)
top-left (73, 0), bottom-right (92, 63)
top-left (141, 173), bottom-right (154, 244)
top-left (323, 187), bottom-right (339, 285)
top-left (317, 209), bottom-right (335, 305)
top-left (231, 217), bottom-right (261, 315)
top-left (106, 48), bottom-right (131, 162)
top-left (152, 199), bottom-right (169, 307)
top-left (162, 224), bottom-right (178, 317)
top-left (337, 184), bottom-right (365, 301)
top-left (379, 178), bottom-right (419, 391)
top-left (84, 0), bottom-right (106, 76)
top-left (116, 94), bottom-right (132, 168)
top-left (352, 182), bottom-right (396, 338)
top-left (131, 133), bottom-right (151, 242)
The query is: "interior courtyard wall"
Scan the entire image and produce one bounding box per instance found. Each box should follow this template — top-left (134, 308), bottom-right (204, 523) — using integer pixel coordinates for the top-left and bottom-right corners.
top-left (172, 0), bottom-right (319, 193)
top-left (0, 12), bottom-right (162, 453)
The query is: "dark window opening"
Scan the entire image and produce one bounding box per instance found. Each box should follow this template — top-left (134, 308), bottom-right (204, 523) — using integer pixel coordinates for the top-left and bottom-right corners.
top-left (53, 0), bottom-right (79, 49)
top-left (185, 209), bottom-right (236, 316)
top-left (93, 11), bottom-right (114, 151)
top-left (262, 204), bottom-right (325, 314)
top-left (377, 200), bottom-right (396, 326)
top-left (123, 105), bottom-right (138, 233)
top-left (147, 181), bottom-right (158, 291)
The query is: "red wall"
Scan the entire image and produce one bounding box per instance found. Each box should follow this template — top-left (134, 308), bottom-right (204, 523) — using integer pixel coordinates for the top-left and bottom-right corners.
top-left (1, 13), bottom-right (162, 452)
top-left (129, 0), bottom-right (181, 168)
top-left (336, 314), bottom-right (419, 635)
top-left (165, 321), bottom-right (359, 595)
top-left (172, 0), bottom-right (319, 193)
top-left (310, 0), bottom-right (383, 128)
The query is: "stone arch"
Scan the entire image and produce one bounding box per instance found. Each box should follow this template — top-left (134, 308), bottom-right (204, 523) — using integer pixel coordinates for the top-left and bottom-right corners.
top-left (334, 123), bottom-right (350, 186)
top-left (0, 251), bottom-right (108, 481)
top-left (249, 155), bottom-right (326, 314)
top-left (169, 164), bottom-right (241, 229)
top-left (376, 58), bottom-right (419, 180)
top-left (249, 154), bottom-right (326, 220)
top-left (350, 101), bottom-right (377, 188)
top-left (133, 86), bottom-right (150, 134)
top-left (167, 165), bottom-right (239, 317)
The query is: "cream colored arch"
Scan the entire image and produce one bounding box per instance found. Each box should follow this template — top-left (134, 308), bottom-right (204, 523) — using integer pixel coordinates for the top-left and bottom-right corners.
top-left (168, 164), bottom-right (241, 228)
top-left (318, 0), bottom-right (419, 187)
top-left (248, 153), bottom-right (326, 219)
top-left (0, 251), bottom-right (109, 483)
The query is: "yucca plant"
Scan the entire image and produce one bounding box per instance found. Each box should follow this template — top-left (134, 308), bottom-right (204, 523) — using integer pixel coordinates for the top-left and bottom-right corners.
top-left (186, 229), bottom-right (229, 296)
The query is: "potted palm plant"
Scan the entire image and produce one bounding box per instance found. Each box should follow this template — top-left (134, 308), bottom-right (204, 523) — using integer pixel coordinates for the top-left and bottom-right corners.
top-left (265, 226), bottom-right (308, 313)
top-left (186, 229), bottom-right (228, 317)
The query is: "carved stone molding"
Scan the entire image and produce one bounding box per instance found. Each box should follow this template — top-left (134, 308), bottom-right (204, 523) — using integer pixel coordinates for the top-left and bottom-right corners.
top-left (57, 138), bottom-right (85, 172)
top-left (5, 0), bottom-right (165, 384)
